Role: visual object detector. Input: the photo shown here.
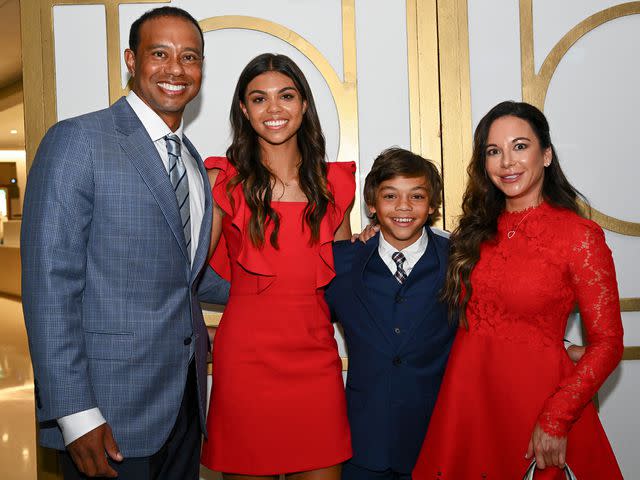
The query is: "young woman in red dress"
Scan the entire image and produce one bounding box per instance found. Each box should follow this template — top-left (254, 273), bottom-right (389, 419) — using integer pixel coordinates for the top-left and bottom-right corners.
top-left (412, 101), bottom-right (624, 479)
top-left (200, 53), bottom-right (354, 479)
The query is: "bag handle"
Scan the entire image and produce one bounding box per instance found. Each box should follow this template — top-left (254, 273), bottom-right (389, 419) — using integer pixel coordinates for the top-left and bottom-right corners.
top-left (523, 460), bottom-right (577, 480)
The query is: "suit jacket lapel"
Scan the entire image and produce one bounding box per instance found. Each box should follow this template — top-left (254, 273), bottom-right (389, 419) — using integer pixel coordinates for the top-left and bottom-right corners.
top-left (184, 136), bottom-right (211, 283)
top-left (397, 227), bottom-right (448, 353)
top-left (351, 233), bottom-right (395, 348)
top-left (112, 98), bottom-right (190, 262)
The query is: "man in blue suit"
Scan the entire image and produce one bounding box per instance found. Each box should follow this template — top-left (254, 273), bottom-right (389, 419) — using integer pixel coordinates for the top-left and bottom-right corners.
top-left (326, 148), bottom-right (455, 480)
top-left (21, 7), bottom-right (228, 479)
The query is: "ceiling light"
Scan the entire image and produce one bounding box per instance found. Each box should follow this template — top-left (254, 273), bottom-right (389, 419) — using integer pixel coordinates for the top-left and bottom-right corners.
top-left (9, 130), bottom-right (17, 135)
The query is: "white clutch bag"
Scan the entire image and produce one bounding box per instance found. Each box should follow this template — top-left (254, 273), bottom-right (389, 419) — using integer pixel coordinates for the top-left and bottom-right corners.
top-left (523, 460), bottom-right (577, 480)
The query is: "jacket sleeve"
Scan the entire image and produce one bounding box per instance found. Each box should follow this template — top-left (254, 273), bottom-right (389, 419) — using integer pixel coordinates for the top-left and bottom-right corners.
top-left (197, 265), bottom-right (230, 304)
top-left (21, 120), bottom-right (98, 422)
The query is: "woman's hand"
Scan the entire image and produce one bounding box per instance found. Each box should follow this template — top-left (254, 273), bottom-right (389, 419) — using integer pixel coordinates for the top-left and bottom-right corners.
top-left (567, 344), bottom-right (586, 363)
top-left (351, 223), bottom-right (379, 243)
top-left (525, 422), bottom-right (568, 470)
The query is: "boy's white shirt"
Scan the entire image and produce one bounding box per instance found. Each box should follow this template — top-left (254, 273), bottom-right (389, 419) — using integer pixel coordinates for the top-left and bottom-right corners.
top-left (378, 227), bottom-right (428, 277)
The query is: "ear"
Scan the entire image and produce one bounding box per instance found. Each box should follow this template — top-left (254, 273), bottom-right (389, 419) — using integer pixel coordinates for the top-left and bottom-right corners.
top-left (367, 204), bottom-right (376, 216)
top-left (124, 49), bottom-right (136, 76)
top-left (543, 147), bottom-right (552, 167)
top-left (302, 100), bottom-right (308, 115)
top-left (428, 206), bottom-right (435, 215)
top-left (240, 101), bottom-right (249, 120)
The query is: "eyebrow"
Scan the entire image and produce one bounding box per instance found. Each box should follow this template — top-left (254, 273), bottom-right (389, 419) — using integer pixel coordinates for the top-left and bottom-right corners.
top-left (380, 185), bottom-right (428, 191)
top-left (147, 44), bottom-right (202, 54)
top-left (246, 86), bottom-right (298, 96)
top-left (485, 137), bottom-right (531, 148)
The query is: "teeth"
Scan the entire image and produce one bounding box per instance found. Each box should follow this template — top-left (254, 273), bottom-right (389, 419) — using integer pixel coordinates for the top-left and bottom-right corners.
top-left (158, 82), bottom-right (185, 92)
top-left (393, 218), bottom-right (413, 223)
top-left (264, 120), bottom-right (287, 127)
top-left (503, 174), bottom-right (519, 180)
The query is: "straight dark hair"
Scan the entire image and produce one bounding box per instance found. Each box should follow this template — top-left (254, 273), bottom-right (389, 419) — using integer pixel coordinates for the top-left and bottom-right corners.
top-left (226, 53), bottom-right (333, 248)
top-left (363, 147), bottom-right (442, 226)
top-left (442, 101), bottom-right (588, 327)
top-left (129, 6), bottom-right (204, 54)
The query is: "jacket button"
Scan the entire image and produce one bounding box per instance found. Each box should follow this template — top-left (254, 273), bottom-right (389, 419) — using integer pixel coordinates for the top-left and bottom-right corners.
top-left (393, 327), bottom-right (401, 334)
top-left (183, 337), bottom-right (192, 345)
top-left (392, 356), bottom-right (402, 366)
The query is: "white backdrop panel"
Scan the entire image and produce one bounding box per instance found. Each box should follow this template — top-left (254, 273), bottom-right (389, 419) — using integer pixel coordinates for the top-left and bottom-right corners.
top-left (355, 0), bottom-right (410, 226)
top-left (533, 0), bottom-right (627, 72)
top-left (545, 14), bottom-right (640, 224)
top-left (53, 5), bottom-right (110, 120)
top-left (467, 0), bottom-right (522, 129)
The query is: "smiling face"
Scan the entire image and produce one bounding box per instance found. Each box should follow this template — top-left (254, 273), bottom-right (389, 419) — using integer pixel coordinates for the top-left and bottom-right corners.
top-left (484, 115), bottom-right (552, 211)
top-left (240, 71), bottom-right (307, 149)
top-left (124, 15), bottom-right (203, 131)
top-left (368, 175), bottom-right (435, 250)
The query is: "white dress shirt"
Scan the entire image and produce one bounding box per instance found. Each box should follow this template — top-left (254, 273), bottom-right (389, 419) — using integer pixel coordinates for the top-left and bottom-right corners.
top-left (57, 92), bottom-right (205, 445)
top-left (378, 227), bottom-right (429, 279)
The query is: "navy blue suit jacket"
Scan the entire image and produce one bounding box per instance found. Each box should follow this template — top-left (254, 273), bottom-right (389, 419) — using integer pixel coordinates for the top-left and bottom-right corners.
top-left (325, 228), bottom-right (455, 472)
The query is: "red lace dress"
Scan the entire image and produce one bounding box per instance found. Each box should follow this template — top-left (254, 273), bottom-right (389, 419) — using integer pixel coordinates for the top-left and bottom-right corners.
top-left (412, 202), bottom-right (624, 480)
top-left (200, 157), bottom-right (354, 474)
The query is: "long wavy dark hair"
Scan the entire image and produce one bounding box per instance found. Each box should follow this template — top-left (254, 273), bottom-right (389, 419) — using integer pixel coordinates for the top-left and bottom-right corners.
top-left (442, 101), bottom-right (588, 327)
top-left (226, 53), bottom-right (333, 248)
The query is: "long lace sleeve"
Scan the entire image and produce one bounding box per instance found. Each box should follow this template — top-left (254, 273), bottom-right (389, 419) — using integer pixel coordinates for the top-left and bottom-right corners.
top-left (537, 221), bottom-right (624, 437)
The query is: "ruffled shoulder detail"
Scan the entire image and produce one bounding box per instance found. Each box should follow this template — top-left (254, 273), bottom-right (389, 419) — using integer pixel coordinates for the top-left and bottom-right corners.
top-left (317, 161), bottom-right (357, 289)
top-left (326, 161), bottom-right (357, 224)
top-left (205, 156), bottom-right (275, 288)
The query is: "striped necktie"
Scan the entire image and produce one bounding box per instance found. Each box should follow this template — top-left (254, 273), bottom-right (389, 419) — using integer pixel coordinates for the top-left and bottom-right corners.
top-left (165, 134), bottom-right (191, 259)
top-left (392, 251), bottom-right (407, 284)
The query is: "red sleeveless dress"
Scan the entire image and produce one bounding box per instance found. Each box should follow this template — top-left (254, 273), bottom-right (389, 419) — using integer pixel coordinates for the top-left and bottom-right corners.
top-left (412, 202), bottom-right (624, 480)
top-left (200, 157), bottom-right (354, 474)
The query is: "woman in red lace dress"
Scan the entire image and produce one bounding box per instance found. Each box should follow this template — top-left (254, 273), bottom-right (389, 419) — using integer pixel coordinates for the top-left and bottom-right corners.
top-left (200, 54), bottom-right (353, 479)
top-left (412, 101), bottom-right (623, 479)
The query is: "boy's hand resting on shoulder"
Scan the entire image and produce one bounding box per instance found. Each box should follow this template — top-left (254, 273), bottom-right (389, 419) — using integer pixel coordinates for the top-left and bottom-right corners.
top-left (351, 224), bottom-right (379, 243)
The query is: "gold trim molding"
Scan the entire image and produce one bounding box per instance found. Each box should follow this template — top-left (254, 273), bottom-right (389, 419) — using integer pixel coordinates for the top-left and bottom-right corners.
top-left (520, 1), bottom-right (640, 236)
top-left (436, 0), bottom-right (472, 230)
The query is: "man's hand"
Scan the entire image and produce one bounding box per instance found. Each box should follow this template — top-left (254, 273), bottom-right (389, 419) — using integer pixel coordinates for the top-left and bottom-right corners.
top-left (67, 423), bottom-right (123, 478)
top-left (525, 422), bottom-right (567, 470)
top-left (351, 224), bottom-right (379, 243)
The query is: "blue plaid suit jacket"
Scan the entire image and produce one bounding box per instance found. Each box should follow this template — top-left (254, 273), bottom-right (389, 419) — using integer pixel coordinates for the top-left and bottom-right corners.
top-left (21, 97), bottom-right (229, 456)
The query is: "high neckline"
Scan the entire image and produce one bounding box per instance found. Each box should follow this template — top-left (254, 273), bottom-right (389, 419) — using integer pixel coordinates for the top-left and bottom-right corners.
top-left (502, 201), bottom-right (547, 217)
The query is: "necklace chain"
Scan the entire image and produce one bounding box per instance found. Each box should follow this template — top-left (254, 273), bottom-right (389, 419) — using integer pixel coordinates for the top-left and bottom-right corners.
top-left (507, 209), bottom-right (536, 239)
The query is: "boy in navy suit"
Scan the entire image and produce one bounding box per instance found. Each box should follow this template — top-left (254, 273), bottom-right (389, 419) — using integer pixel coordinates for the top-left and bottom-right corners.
top-left (325, 148), bottom-right (455, 480)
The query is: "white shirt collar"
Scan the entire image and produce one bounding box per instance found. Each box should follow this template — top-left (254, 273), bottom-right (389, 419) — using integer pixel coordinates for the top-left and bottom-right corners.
top-left (378, 227), bottom-right (429, 276)
top-left (126, 90), bottom-right (184, 143)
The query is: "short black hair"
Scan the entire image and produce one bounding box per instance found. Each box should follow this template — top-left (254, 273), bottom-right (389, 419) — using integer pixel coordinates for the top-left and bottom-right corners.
top-left (128, 6), bottom-right (204, 55)
top-left (364, 147), bottom-right (443, 226)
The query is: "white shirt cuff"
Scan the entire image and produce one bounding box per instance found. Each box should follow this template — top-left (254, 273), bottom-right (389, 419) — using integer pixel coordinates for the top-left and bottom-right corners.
top-left (57, 408), bottom-right (106, 445)
top-left (563, 339), bottom-right (574, 350)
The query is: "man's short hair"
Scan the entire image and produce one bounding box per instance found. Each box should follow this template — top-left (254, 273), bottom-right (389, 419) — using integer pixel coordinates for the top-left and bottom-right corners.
top-left (363, 147), bottom-right (443, 226)
top-left (129, 6), bottom-right (204, 55)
